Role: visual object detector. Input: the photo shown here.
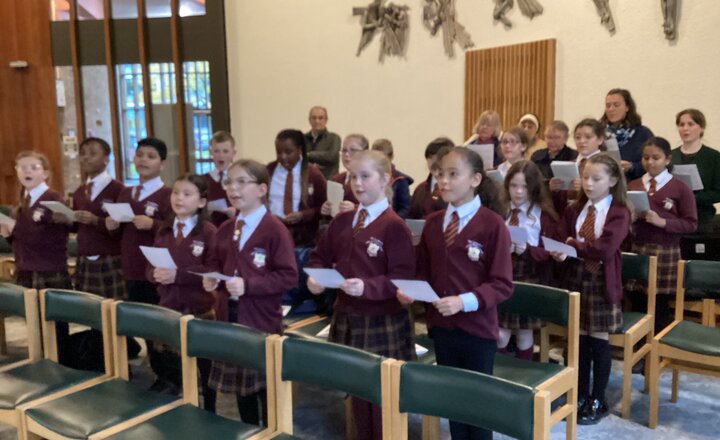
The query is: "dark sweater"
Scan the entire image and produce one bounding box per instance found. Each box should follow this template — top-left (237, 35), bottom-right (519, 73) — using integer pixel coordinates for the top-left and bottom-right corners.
top-left (330, 172), bottom-right (358, 205)
top-left (609, 124), bottom-right (653, 181)
top-left (417, 207), bottom-right (513, 340)
top-left (408, 174), bottom-right (447, 220)
top-left (628, 177), bottom-right (697, 246)
top-left (530, 145), bottom-right (579, 180)
top-left (671, 145), bottom-right (720, 226)
top-left (72, 179), bottom-right (125, 257)
top-left (304, 129), bottom-right (342, 179)
top-left (391, 167), bottom-right (414, 219)
top-left (309, 208), bottom-right (415, 317)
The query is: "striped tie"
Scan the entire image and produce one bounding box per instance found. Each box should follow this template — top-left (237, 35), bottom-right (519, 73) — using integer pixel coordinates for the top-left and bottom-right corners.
top-left (86, 181), bottom-right (94, 201)
top-left (579, 205), bottom-right (601, 272)
top-left (283, 170), bottom-right (293, 215)
top-left (175, 223), bottom-right (185, 245)
top-left (353, 209), bottom-right (368, 236)
top-left (431, 183), bottom-right (441, 200)
top-left (133, 184), bottom-right (143, 201)
top-left (445, 211), bottom-right (459, 247)
top-left (648, 178), bottom-right (657, 197)
top-left (234, 219), bottom-right (246, 250)
top-left (508, 208), bottom-right (520, 226)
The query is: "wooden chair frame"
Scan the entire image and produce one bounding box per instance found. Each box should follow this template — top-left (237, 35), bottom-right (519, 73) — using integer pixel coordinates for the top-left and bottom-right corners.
top-left (22, 300), bottom-right (185, 440)
top-left (0, 288), bottom-right (42, 373)
top-left (648, 260), bottom-right (720, 428)
top-left (608, 255), bottom-right (658, 419)
top-left (266, 335), bottom-right (394, 440)
top-left (388, 360), bottom-right (552, 440)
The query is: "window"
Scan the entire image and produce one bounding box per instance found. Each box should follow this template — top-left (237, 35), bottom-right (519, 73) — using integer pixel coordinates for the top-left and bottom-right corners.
top-left (184, 61), bottom-right (213, 174)
top-left (117, 64), bottom-right (147, 184)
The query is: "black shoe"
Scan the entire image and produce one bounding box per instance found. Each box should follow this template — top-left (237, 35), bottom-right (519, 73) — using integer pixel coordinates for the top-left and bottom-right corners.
top-left (577, 398), bottom-right (609, 425)
top-left (148, 379), bottom-right (171, 393)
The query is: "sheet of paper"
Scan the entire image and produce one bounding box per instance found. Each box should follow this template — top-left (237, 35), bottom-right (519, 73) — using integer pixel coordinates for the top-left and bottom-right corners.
top-left (316, 324), bottom-right (330, 338)
top-left (508, 226), bottom-right (528, 244)
top-left (303, 268), bottom-right (346, 289)
top-left (541, 236), bottom-right (578, 259)
top-left (627, 191), bottom-right (650, 212)
top-left (550, 161), bottom-right (579, 189)
top-left (486, 169), bottom-right (504, 184)
top-left (673, 164), bottom-right (704, 191)
top-left (207, 198), bottom-right (228, 213)
top-left (605, 137), bottom-right (621, 161)
top-left (139, 246), bottom-right (177, 269)
top-left (391, 279), bottom-right (440, 303)
top-left (415, 344), bottom-right (429, 356)
top-left (673, 173), bottom-right (693, 189)
top-left (189, 271), bottom-right (233, 282)
top-left (404, 219), bottom-right (425, 237)
top-left (467, 143), bottom-right (494, 170)
top-left (0, 212), bottom-right (14, 226)
top-left (327, 181), bottom-right (344, 217)
top-left (39, 201), bottom-right (76, 222)
top-left (282, 305), bottom-right (291, 317)
top-left (103, 202), bottom-right (135, 222)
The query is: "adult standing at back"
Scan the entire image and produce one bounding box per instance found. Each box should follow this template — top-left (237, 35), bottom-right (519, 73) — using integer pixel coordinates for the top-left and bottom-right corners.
top-left (305, 106), bottom-right (342, 179)
top-left (531, 120), bottom-right (578, 180)
top-left (601, 88), bottom-right (653, 181)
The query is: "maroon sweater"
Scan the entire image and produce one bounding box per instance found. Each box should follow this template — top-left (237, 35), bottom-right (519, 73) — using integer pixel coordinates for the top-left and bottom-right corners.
top-left (628, 177), bottom-right (697, 246)
top-left (267, 162), bottom-right (327, 247)
top-left (9, 189), bottom-right (69, 272)
top-left (148, 220), bottom-right (217, 314)
top-left (116, 185), bottom-right (173, 281)
top-left (309, 208), bottom-right (416, 316)
top-left (408, 174), bottom-right (447, 219)
top-left (72, 179), bottom-right (125, 257)
top-left (203, 172), bottom-right (231, 228)
top-left (208, 212), bottom-right (298, 334)
top-left (417, 207), bottom-right (513, 340)
top-left (562, 202), bottom-right (630, 305)
top-left (330, 172), bottom-right (359, 205)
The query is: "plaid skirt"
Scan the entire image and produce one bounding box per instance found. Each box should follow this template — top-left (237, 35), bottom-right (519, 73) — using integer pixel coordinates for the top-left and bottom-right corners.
top-left (329, 310), bottom-right (415, 361)
top-left (74, 255), bottom-right (126, 299)
top-left (626, 242), bottom-right (681, 296)
top-left (16, 270), bottom-right (72, 290)
top-left (567, 261), bottom-right (622, 333)
top-left (499, 254), bottom-right (544, 330)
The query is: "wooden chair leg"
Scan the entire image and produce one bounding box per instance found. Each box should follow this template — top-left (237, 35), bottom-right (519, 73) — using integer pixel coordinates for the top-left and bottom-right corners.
top-left (648, 342), bottom-right (660, 429)
top-left (566, 388), bottom-right (577, 440)
top-left (421, 415), bottom-right (440, 440)
top-left (621, 339), bottom-right (633, 419)
top-left (0, 315), bottom-right (7, 356)
top-left (643, 349), bottom-right (651, 393)
top-left (344, 395), bottom-right (356, 440)
top-left (670, 369), bottom-right (679, 403)
top-left (539, 326), bottom-right (549, 363)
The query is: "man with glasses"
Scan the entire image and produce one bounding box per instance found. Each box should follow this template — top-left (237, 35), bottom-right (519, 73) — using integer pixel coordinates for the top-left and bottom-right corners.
top-left (530, 120), bottom-right (578, 180)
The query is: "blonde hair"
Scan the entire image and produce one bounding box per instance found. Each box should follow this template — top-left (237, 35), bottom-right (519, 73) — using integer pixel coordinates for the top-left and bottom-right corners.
top-left (473, 110), bottom-right (502, 137)
top-left (211, 130), bottom-right (235, 146)
top-left (351, 150), bottom-right (393, 202)
top-left (343, 133), bottom-right (369, 149)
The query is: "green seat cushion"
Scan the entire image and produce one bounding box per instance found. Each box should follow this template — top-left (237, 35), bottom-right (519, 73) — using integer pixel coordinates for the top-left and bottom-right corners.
top-left (0, 360), bottom-right (102, 409)
top-left (493, 354), bottom-right (564, 388)
top-left (616, 312), bottom-right (645, 334)
top-left (284, 317), bottom-right (331, 340)
top-left (0, 283), bottom-right (26, 317)
top-left (660, 321), bottom-right (720, 357)
top-left (25, 379), bottom-right (178, 439)
top-left (106, 404), bottom-right (262, 440)
top-left (271, 434), bottom-right (302, 440)
top-left (413, 335), bottom-right (436, 365)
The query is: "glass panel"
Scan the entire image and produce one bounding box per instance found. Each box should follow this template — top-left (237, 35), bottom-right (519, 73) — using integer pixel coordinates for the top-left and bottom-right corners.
top-left (116, 64), bottom-right (147, 185)
top-left (183, 61), bottom-right (213, 174)
top-left (55, 67), bottom-right (78, 189)
top-left (49, 0), bottom-right (70, 21)
top-left (145, 0), bottom-right (171, 18)
top-left (77, 0), bottom-right (104, 20)
top-left (81, 65), bottom-right (116, 178)
top-left (111, 0), bottom-right (138, 19)
top-left (179, 0), bottom-right (206, 17)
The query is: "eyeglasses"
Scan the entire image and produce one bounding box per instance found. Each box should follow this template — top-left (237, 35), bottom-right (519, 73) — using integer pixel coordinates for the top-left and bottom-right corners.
top-left (15, 164), bottom-right (44, 172)
top-left (223, 178), bottom-right (258, 188)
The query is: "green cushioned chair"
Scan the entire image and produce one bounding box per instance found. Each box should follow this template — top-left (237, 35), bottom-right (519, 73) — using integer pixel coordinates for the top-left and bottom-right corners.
top-left (390, 361), bottom-right (551, 440)
top-left (649, 260), bottom-right (720, 429)
top-left (105, 318), bottom-right (274, 440)
top-left (268, 335), bottom-right (393, 439)
top-left (0, 283), bottom-right (41, 370)
top-left (671, 259), bottom-right (720, 327)
top-left (23, 301), bottom-right (186, 440)
top-left (609, 253), bottom-right (657, 419)
top-left (0, 289), bottom-right (112, 440)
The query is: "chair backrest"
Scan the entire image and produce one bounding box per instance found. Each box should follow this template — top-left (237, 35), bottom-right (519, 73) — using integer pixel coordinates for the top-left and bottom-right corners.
top-left (396, 362), bottom-right (538, 440)
top-left (114, 301), bottom-right (182, 349)
top-left (279, 337), bottom-right (384, 405)
top-left (186, 319), bottom-right (267, 372)
top-left (43, 289), bottom-right (105, 330)
top-left (498, 282), bottom-right (571, 327)
top-left (0, 282), bottom-right (29, 317)
top-left (0, 284), bottom-right (41, 363)
top-left (622, 252), bottom-right (657, 316)
top-left (682, 260), bottom-right (720, 293)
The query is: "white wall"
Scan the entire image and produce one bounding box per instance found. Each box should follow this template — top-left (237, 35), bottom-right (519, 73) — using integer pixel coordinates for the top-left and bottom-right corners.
top-left (225, 0), bottom-right (720, 185)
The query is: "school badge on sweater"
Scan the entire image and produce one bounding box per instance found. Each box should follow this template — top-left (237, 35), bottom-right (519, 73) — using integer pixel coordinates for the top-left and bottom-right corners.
top-left (191, 241), bottom-right (205, 257)
top-left (32, 208), bottom-right (45, 222)
top-left (366, 237), bottom-right (384, 258)
top-left (466, 240), bottom-right (483, 261)
top-left (144, 201), bottom-right (159, 217)
top-left (251, 248), bottom-right (267, 268)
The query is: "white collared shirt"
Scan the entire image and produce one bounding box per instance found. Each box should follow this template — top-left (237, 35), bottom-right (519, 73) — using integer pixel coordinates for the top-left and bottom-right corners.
top-left (443, 195), bottom-right (481, 233)
top-left (642, 169), bottom-right (672, 193)
top-left (174, 215), bottom-right (198, 239)
top-left (269, 160), bottom-right (302, 217)
top-left (209, 167), bottom-right (226, 183)
top-left (575, 194), bottom-right (613, 241)
top-left (135, 176), bottom-right (164, 201)
top-left (236, 205), bottom-right (267, 251)
top-left (497, 161), bottom-right (512, 179)
top-left (354, 197), bottom-right (389, 229)
top-left (87, 170), bottom-right (112, 201)
top-left (25, 182), bottom-right (49, 207)
top-left (506, 202), bottom-right (541, 246)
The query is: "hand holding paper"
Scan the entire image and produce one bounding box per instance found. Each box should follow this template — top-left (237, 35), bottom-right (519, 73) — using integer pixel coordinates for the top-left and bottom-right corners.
top-left (391, 280), bottom-right (440, 302)
top-left (40, 201), bottom-right (76, 222)
top-left (467, 144), bottom-right (495, 170)
top-left (627, 191), bottom-right (650, 212)
top-left (326, 181), bottom-right (344, 217)
top-left (541, 236), bottom-right (578, 258)
top-left (139, 246), bottom-right (177, 269)
top-left (303, 268), bottom-right (346, 289)
top-left (104, 203), bottom-right (135, 222)
top-left (190, 271), bottom-right (233, 281)
top-left (550, 162), bottom-right (579, 189)
top-left (508, 226), bottom-right (528, 244)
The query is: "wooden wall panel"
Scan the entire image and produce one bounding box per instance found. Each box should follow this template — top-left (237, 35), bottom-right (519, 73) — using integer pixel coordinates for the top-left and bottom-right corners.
top-left (464, 39), bottom-right (556, 139)
top-left (0, 1), bottom-right (62, 204)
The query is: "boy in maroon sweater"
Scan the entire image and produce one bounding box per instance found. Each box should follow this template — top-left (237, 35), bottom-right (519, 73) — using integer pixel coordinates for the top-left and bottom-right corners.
top-left (203, 131), bottom-right (236, 227)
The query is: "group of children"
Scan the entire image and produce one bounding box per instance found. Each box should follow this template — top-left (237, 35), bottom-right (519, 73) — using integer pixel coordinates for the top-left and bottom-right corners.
top-left (1, 114), bottom-right (699, 440)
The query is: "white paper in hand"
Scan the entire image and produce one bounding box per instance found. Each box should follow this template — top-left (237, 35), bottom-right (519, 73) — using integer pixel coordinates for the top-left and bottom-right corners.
top-left (40, 201), bottom-right (76, 222)
top-left (673, 164), bottom-right (704, 191)
top-left (104, 202), bottom-right (135, 222)
top-left (139, 246), bottom-right (177, 269)
top-left (508, 226), bottom-right (528, 244)
top-left (605, 137), bottom-right (622, 162)
top-left (327, 181), bottom-right (344, 217)
top-left (316, 324), bottom-right (331, 338)
top-left (391, 280), bottom-right (440, 302)
top-left (0, 212), bottom-right (14, 226)
top-left (207, 199), bottom-right (228, 213)
top-left (627, 191), bottom-right (650, 212)
top-left (303, 268), bottom-right (346, 289)
top-left (550, 162), bottom-right (579, 189)
top-left (486, 169), bottom-right (504, 184)
top-left (541, 236), bottom-right (578, 258)
top-left (189, 271), bottom-right (233, 281)
top-left (468, 144), bottom-right (495, 170)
